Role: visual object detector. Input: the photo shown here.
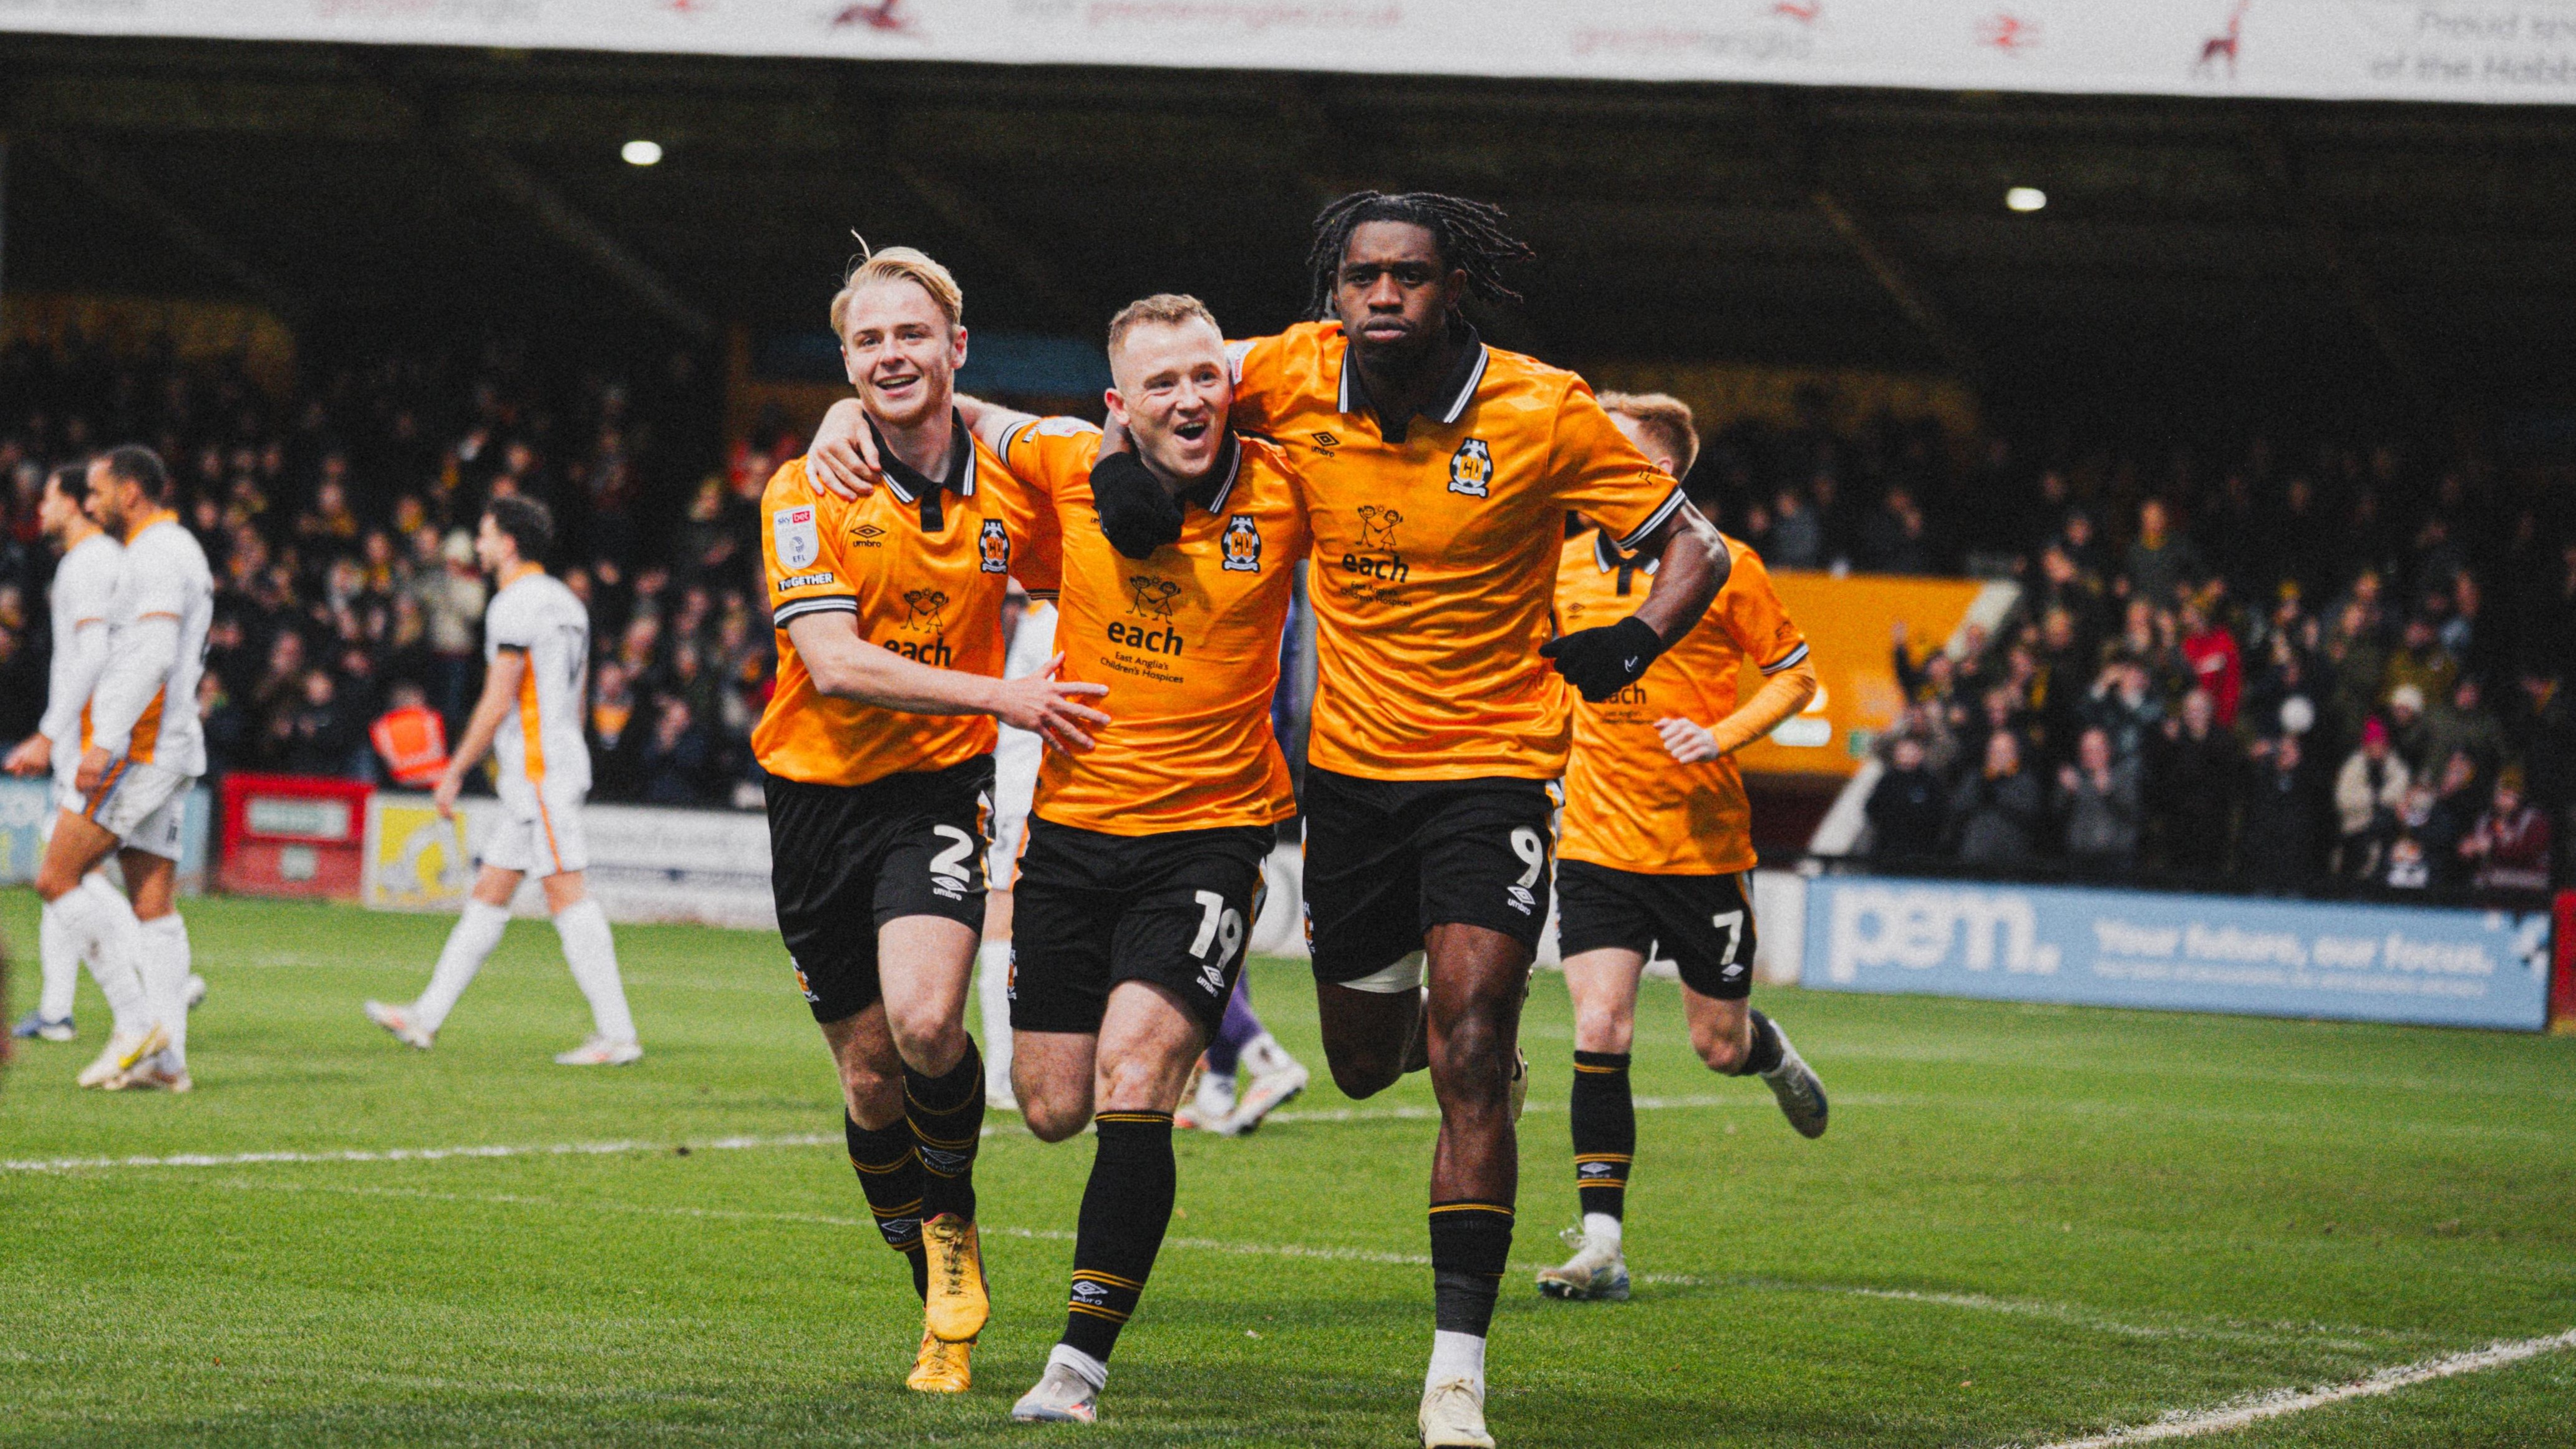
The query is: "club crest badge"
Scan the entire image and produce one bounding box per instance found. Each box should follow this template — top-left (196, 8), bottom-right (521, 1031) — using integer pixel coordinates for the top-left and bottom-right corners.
top-left (1221, 514), bottom-right (1262, 573)
top-left (1448, 437), bottom-right (1493, 498)
top-left (979, 518), bottom-right (1010, 574)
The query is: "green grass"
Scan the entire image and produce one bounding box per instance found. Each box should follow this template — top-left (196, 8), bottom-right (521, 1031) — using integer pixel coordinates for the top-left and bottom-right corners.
top-left (1, 888), bottom-right (2571, 1448)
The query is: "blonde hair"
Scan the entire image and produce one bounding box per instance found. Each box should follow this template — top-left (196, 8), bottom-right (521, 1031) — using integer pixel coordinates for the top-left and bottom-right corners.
top-left (1597, 390), bottom-right (1699, 477)
top-left (1106, 293), bottom-right (1220, 357)
top-left (829, 245), bottom-right (964, 336)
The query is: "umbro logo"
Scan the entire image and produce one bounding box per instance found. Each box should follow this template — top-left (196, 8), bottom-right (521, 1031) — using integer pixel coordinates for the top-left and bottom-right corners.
top-left (1507, 884), bottom-right (1536, 915)
top-left (1578, 1162), bottom-right (1617, 1179)
top-left (1723, 962), bottom-right (1746, 978)
top-left (1199, 962), bottom-right (1225, 994)
top-left (1310, 430), bottom-right (1340, 455)
top-left (853, 523), bottom-right (886, 545)
top-left (1071, 1281), bottom-right (1110, 1303)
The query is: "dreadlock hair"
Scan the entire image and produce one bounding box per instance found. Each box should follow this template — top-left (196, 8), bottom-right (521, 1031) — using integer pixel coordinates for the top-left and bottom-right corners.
top-left (1304, 191), bottom-right (1535, 321)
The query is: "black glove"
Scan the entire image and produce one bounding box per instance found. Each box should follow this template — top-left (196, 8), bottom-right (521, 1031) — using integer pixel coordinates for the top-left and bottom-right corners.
top-left (1090, 450), bottom-right (1183, 560)
top-left (1540, 615), bottom-right (1666, 702)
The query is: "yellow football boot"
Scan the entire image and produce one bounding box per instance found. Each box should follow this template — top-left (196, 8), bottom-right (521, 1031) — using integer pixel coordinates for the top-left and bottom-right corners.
top-left (920, 1213), bottom-right (990, 1344)
top-left (906, 1327), bottom-right (973, 1393)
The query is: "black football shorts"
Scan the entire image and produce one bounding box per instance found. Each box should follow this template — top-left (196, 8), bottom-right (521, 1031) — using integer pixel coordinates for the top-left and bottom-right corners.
top-left (765, 757), bottom-right (994, 1024)
top-left (1554, 860), bottom-right (1758, 1000)
top-left (1300, 767), bottom-right (1557, 985)
top-left (1007, 816), bottom-right (1275, 1037)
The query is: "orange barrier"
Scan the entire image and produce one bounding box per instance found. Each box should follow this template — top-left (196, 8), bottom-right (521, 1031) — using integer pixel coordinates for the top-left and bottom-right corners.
top-left (1730, 572), bottom-right (1993, 780)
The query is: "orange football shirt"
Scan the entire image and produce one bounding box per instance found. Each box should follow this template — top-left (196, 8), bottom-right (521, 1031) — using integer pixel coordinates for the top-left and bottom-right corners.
top-left (753, 445), bottom-right (1060, 788)
top-left (1228, 321), bottom-right (1685, 782)
top-left (1556, 530), bottom-right (1808, 875)
top-left (996, 417), bottom-right (1308, 835)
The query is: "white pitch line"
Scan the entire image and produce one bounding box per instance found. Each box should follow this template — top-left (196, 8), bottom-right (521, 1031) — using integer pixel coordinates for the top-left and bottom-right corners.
top-left (1, 1093), bottom-right (1813, 1175)
top-left (2026, 1328), bottom-right (2576, 1448)
top-left (0, 1133), bottom-right (838, 1175)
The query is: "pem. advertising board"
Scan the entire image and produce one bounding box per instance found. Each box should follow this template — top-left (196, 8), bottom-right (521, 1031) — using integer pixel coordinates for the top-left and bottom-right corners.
top-left (1803, 874), bottom-right (2554, 1032)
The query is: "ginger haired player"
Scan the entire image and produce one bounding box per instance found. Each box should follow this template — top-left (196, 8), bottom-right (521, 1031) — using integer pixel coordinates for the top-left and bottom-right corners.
top-left (1535, 391), bottom-right (1829, 1306)
top-left (755, 245), bottom-right (1105, 1395)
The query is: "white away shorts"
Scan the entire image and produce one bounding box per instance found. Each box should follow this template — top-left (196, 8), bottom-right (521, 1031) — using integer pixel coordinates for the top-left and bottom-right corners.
top-left (75, 757), bottom-right (191, 861)
top-left (481, 780), bottom-right (590, 878)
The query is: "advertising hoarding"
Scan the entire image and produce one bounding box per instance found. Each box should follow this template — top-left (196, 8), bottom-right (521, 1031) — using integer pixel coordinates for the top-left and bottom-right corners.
top-left (1804, 873), bottom-right (2553, 1031)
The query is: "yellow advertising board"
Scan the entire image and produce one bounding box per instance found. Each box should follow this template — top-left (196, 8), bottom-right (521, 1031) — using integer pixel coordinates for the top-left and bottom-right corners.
top-left (1729, 572), bottom-right (2003, 780)
top-left (362, 797), bottom-right (474, 911)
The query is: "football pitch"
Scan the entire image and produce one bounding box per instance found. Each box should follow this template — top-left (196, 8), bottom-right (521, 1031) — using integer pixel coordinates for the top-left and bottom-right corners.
top-left (1, 889), bottom-right (2570, 1448)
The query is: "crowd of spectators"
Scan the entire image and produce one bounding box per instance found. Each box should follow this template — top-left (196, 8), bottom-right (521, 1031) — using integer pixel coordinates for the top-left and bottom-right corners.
top-left (1856, 445), bottom-right (2576, 897)
top-left (0, 335), bottom-right (767, 808)
top-left (9, 337), bottom-right (2575, 900)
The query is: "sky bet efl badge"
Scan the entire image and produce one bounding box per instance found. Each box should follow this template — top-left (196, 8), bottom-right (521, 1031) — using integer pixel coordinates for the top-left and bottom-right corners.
top-left (1449, 437), bottom-right (1493, 497)
top-left (772, 505), bottom-right (819, 571)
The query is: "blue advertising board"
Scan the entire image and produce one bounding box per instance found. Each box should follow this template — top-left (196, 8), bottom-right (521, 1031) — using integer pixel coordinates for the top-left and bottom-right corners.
top-left (1803, 875), bottom-right (2552, 1032)
top-left (0, 776), bottom-right (214, 896)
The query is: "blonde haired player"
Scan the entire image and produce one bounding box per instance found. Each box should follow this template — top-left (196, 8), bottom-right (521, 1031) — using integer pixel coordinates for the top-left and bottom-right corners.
top-left (1537, 391), bottom-right (1829, 1304)
top-left (758, 245), bottom-right (1102, 1395)
top-left (33, 447), bottom-right (211, 1092)
top-left (364, 495), bottom-right (641, 1066)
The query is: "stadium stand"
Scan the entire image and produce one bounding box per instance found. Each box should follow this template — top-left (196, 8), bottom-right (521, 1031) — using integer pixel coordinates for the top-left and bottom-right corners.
top-left (8, 331), bottom-right (2572, 897)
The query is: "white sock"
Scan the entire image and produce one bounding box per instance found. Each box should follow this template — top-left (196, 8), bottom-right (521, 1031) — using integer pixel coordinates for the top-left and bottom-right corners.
top-left (1427, 1329), bottom-right (1486, 1392)
top-left (37, 900), bottom-right (82, 1022)
top-left (976, 941), bottom-right (1015, 1094)
top-left (1582, 1212), bottom-right (1623, 1253)
top-left (1196, 1070), bottom-right (1236, 1119)
top-left (553, 899), bottom-right (636, 1043)
top-left (1047, 1341), bottom-right (1108, 1392)
top-left (140, 914), bottom-right (191, 1070)
top-left (52, 877), bottom-right (151, 1036)
top-left (417, 900), bottom-right (510, 1034)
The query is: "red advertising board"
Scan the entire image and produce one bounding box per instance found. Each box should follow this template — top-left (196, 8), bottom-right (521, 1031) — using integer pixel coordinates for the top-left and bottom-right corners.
top-left (218, 773), bottom-right (374, 901)
top-left (2554, 891), bottom-right (2575, 1036)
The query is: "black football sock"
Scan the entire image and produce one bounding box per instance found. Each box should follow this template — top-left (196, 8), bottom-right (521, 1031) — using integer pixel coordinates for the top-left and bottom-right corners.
top-left (905, 1042), bottom-right (986, 1223)
top-left (845, 1113), bottom-right (930, 1300)
top-left (1734, 1008), bottom-right (1784, 1077)
top-left (1429, 1201), bottom-right (1515, 1339)
top-left (1569, 1050), bottom-right (1634, 1223)
top-left (1059, 1110), bottom-right (1177, 1367)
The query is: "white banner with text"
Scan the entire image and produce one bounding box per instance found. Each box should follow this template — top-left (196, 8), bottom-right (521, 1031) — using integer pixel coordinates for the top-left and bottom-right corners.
top-left (6, 2), bottom-right (2574, 104)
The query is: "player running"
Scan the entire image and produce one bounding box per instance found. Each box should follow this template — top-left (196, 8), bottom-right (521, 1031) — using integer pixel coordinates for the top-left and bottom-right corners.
top-left (873, 294), bottom-right (1306, 1423)
top-left (7, 463), bottom-right (141, 1048)
top-left (1536, 392), bottom-right (1829, 1305)
top-left (31, 447), bottom-right (211, 1092)
top-left (1155, 193), bottom-right (1726, 1449)
top-left (755, 246), bottom-right (1103, 1395)
top-left (364, 497), bottom-right (642, 1067)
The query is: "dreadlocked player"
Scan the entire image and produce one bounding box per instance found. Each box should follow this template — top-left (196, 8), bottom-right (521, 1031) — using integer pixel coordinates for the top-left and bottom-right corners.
top-left (1184, 192), bottom-right (1726, 1448)
top-left (1537, 391), bottom-right (1830, 1306)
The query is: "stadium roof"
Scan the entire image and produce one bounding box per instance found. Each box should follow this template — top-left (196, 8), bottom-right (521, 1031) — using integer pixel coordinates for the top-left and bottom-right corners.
top-left (4, 35), bottom-right (2573, 432)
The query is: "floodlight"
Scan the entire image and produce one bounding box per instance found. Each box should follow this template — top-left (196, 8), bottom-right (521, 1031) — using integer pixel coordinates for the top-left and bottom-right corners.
top-left (622, 140), bottom-right (666, 167)
top-left (2005, 186), bottom-right (2046, 213)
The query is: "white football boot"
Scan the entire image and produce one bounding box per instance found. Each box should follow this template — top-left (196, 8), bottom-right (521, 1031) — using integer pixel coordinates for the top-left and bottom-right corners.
top-left (1174, 1062), bottom-right (1233, 1132)
top-left (1759, 1025), bottom-right (1829, 1139)
top-left (185, 974), bottom-right (209, 1010)
top-left (1010, 1360), bottom-right (1101, 1423)
top-left (554, 1035), bottom-right (644, 1066)
top-left (76, 1024), bottom-right (168, 1088)
top-left (1535, 1223), bottom-right (1630, 1301)
top-left (107, 1056), bottom-right (193, 1093)
top-left (1218, 1060), bottom-right (1309, 1136)
top-left (364, 1000), bottom-right (435, 1050)
top-left (1418, 1376), bottom-right (1496, 1448)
